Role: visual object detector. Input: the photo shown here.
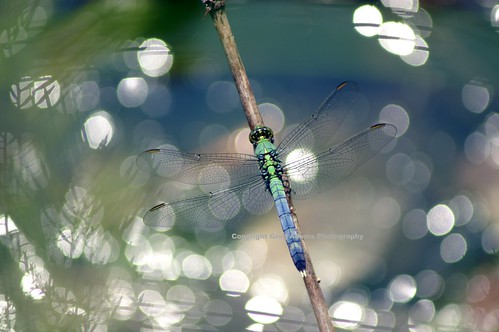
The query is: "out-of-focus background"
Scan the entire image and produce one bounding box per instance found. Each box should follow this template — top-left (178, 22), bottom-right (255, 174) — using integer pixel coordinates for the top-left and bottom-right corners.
top-left (0, 0), bottom-right (498, 331)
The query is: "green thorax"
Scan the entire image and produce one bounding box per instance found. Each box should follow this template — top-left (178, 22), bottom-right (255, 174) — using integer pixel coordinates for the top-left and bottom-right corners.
top-left (254, 139), bottom-right (277, 156)
top-left (249, 126), bottom-right (277, 155)
top-left (249, 126), bottom-right (281, 179)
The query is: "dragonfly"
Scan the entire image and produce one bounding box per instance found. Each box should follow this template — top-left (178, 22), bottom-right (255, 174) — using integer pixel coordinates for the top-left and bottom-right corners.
top-left (137, 81), bottom-right (397, 274)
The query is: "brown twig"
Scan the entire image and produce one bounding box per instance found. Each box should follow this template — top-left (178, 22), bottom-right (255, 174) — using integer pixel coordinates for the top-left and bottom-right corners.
top-left (289, 195), bottom-right (335, 332)
top-left (207, 2), bottom-right (263, 130)
top-left (205, 3), bottom-right (335, 332)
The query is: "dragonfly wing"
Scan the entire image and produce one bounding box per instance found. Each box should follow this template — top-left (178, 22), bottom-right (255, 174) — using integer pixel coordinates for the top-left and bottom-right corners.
top-left (284, 123), bottom-right (397, 200)
top-left (143, 177), bottom-right (273, 228)
top-left (137, 149), bottom-right (260, 186)
top-left (277, 81), bottom-right (358, 158)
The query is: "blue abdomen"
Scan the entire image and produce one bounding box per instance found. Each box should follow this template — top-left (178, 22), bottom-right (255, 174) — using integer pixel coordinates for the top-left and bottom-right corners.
top-left (269, 178), bottom-right (306, 272)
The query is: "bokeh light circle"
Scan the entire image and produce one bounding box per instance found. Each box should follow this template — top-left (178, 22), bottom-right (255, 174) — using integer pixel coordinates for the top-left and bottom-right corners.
top-left (246, 296), bottom-right (282, 324)
top-left (259, 103), bottom-right (285, 133)
top-left (381, 0), bottom-right (419, 13)
top-left (462, 80), bottom-right (491, 114)
top-left (402, 209), bottom-right (428, 240)
top-left (416, 270), bottom-right (444, 299)
top-left (204, 299), bottom-right (232, 326)
top-left (491, 5), bottom-right (499, 28)
top-left (285, 149), bottom-right (318, 183)
top-left (353, 5), bottom-right (383, 37)
top-left (138, 38), bottom-right (173, 77)
top-left (464, 131), bottom-right (490, 164)
top-left (372, 196), bottom-right (401, 228)
top-left (388, 274), bottom-right (417, 303)
top-left (409, 299), bottom-right (436, 323)
top-left (219, 269), bottom-right (250, 295)
top-left (182, 254), bottom-right (212, 280)
top-left (251, 274), bottom-right (288, 303)
top-left (117, 77), bottom-right (148, 108)
top-left (81, 110), bottom-right (115, 149)
top-left (329, 301), bottom-right (364, 329)
top-left (379, 104), bottom-right (409, 137)
top-left (33, 76), bottom-right (61, 108)
top-left (482, 224), bottom-right (499, 254)
top-left (427, 204), bottom-right (455, 236)
top-left (378, 22), bottom-right (416, 55)
top-left (206, 81), bottom-right (240, 113)
top-left (401, 35), bottom-right (429, 66)
top-left (440, 233), bottom-right (467, 263)
top-left (386, 153), bottom-right (415, 185)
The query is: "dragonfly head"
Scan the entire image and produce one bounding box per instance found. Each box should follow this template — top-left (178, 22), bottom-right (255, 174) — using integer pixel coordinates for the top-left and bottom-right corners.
top-left (249, 126), bottom-right (274, 146)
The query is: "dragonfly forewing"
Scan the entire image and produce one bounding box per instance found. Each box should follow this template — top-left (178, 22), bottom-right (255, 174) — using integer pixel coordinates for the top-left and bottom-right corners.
top-left (277, 81), bottom-right (359, 158)
top-left (283, 123), bottom-right (397, 200)
top-left (137, 149), bottom-right (261, 186)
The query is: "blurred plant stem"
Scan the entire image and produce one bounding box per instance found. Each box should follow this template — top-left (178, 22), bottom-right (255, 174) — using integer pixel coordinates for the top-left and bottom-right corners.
top-left (205, 3), bottom-right (335, 331)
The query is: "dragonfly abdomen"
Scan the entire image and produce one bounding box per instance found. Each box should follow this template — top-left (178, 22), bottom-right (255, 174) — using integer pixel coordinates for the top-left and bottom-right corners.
top-left (269, 177), bottom-right (306, 272)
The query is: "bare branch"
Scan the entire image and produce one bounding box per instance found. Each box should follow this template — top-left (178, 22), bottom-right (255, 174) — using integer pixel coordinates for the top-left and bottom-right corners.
top-left (204, 3), bottom-right (335, 331)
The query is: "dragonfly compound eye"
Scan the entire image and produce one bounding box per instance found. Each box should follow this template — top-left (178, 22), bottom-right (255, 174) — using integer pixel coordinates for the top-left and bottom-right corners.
top-left (249, 126), bottom-right (274, 145)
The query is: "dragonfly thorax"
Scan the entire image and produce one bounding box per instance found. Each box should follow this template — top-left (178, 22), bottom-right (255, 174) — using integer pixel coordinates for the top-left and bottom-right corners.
top-left (256, 149), bottom-right (284, 188)
top-left (251, 127), bottom-right (282, 186)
